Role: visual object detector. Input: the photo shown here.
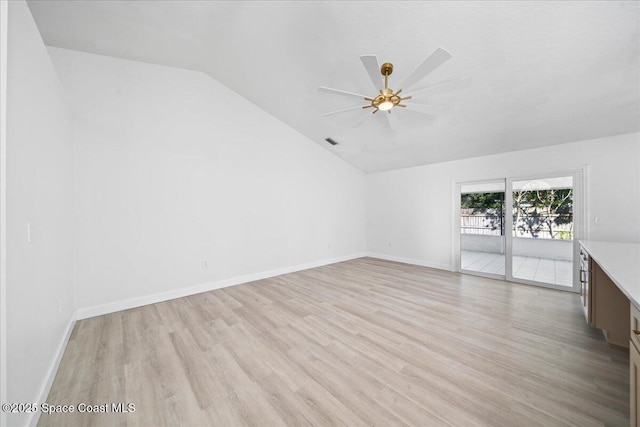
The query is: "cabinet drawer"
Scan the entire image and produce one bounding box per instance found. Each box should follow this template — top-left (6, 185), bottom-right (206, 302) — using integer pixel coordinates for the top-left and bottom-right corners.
top-left (631, 304), bottom-right (640, 351)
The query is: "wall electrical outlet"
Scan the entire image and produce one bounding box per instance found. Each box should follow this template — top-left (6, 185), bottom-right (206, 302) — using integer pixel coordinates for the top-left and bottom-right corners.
top-left (202, 261), bottom-right (208, 269)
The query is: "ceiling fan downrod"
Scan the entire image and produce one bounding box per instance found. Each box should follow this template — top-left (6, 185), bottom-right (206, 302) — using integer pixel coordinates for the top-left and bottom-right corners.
top-left (364, 62), bottom-right (411, 114)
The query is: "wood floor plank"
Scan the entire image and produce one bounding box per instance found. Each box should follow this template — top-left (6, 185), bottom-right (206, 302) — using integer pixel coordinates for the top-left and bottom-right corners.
top-left (39, 257), bottom-right (629, 426)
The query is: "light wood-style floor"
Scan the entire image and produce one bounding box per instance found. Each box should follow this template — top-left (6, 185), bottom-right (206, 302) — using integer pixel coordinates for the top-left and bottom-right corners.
top-left (39, 258), bottom-right (629, 427)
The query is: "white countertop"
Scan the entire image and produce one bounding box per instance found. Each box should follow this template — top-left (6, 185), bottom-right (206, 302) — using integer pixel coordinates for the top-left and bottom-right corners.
top-left (580, 240), bottom-right (640, 309)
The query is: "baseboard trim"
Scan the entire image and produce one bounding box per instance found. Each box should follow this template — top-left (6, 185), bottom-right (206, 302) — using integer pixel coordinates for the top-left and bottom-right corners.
top-left (27, 310), bottom-right (77, 427)
top-left (76, 252), bottom-right (367, 320)
top-left (366, 252), bottom-right (452, 272)
top-left (25, 251), bottom-right (437, 427)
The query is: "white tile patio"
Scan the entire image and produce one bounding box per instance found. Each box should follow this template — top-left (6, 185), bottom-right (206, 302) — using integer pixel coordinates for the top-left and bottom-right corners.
top-left (461, 250), bottom-right (573, 287)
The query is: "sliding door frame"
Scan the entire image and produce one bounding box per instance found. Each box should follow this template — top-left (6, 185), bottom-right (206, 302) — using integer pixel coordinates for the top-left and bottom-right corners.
top-left (506, 169), bottom-right (583, 293)
top-left (454, 168), bottom-right (584, 294)
top-left (454, 178), bottom-right (507, 281)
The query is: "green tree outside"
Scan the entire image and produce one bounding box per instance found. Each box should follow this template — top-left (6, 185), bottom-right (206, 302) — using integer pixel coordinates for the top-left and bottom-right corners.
top-left (461, 189), bottom-right (573, 239)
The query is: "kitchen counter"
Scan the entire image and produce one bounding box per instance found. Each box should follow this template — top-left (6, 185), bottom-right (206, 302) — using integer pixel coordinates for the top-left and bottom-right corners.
top-left (580, 240), bottom-right (640, 425)
top-left (579, 240), bottom-right (640, 309)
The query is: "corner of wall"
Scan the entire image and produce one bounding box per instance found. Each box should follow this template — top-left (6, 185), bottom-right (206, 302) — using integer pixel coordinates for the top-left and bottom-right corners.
top-left (366, 252), bottom-right (451, 272)
top-left (25, 311), bottom-right (77, 427)
top-left (5, 2), bottom-right (77, 426)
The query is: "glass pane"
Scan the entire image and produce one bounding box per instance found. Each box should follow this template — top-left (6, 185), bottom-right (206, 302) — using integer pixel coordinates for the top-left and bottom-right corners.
top-left (512, 176), bottom-right (573, 286)
top-left (460, 181), bottom-right (505, 276)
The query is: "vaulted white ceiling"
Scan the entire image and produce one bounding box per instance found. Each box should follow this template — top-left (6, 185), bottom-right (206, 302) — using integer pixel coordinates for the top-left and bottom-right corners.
top-left (27, 1), bottom-right (640, 173)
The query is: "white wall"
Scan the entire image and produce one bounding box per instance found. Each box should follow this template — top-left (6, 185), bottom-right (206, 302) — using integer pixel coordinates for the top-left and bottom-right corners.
top-left (47, 47), bottom-right (366, 314)
top-left (0, 1), bottom-right (8, 426)
top-left (5, 2), bottom-right (75, 426)
top-left (367, 133), bottom-right (640, 270)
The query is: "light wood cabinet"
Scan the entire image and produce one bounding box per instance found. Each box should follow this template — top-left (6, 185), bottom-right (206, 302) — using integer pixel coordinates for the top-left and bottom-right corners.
top-left (633, 304), bottom-right (640, 426)
top-left (579, 245), bottom-right (592, 324)
top-left (631, 340), bottom-right (640, 426)
top-left (591, 260), bottom-right (630, 348)
top-left (579, 241), bottom-right (640, 427)
top-left (631, 304), bottom-right (640, 352)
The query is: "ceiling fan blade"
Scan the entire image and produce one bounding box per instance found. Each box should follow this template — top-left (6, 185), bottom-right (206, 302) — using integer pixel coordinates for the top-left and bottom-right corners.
top-left (386, 111), bottom-right (398, 129)
top-left (352, 112), bottom-right (374, 128)
top-left (405, 78), bottom-right (471, 98)
top-left (401, 48), bottom-right (452, 90)
top-left (319, 86), bottom-right (368, 100)
top-left (322, 105), bottom-right (365, 117)
top-left (403, 102), bottom-right (446, 115)
top-left (360, 55), bottom-right (383, 91)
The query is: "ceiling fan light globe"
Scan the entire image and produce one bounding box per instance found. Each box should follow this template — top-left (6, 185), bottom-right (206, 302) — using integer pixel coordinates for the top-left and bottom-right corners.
top-left (379, 101), bottom-right (394, 111)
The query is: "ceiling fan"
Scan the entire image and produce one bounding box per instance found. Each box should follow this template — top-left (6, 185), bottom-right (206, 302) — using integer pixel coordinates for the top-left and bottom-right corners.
top-left (320, 48), bottom-right (468, 128)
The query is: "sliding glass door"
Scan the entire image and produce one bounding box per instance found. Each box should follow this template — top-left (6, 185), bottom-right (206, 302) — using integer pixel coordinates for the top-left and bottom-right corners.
top-left (507, 174), bottom-right (579, 291)
top-left (458, 171), bottom-right (581, 292)
top-left (459, 180), bottom-right (506, 280)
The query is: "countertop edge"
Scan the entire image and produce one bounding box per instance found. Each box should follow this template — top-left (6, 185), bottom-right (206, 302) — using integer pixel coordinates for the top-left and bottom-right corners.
top-left (579, 240), bottom-right (640, 310)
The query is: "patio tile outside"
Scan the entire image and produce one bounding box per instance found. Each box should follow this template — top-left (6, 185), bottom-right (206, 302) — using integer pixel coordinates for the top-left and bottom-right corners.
top-left (461, 250), bottom-right (573, 287)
